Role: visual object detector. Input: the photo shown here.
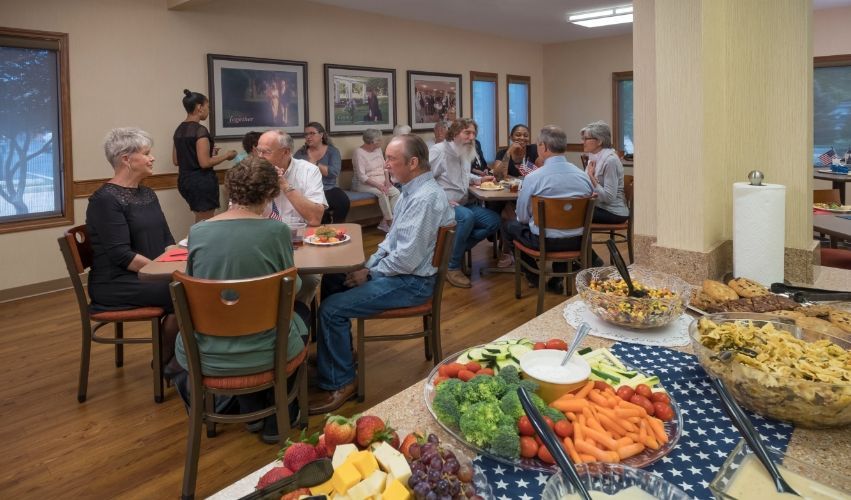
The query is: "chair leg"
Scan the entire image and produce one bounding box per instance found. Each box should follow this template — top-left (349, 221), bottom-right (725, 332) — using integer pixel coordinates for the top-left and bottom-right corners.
top-left (181, 389), bottom-right (204, 500)
top-left (514, 248), bottom-right (522, 299)
top-left (627, 237), bottom-right (634, 264)
top-left (114, 322), bottom-right (124, 368)
top-left (422, 315), bottom-right (432, 361)
top-left (274, 377), bottom-right (289, 446)
top-left (430, 314), bottom-right (443, 364)
top-left (536, 261), bottom-right (546, 316)
top-left (151, 317), bottom-right (164, 403)
top-left (78, 323), bottom-right (93, 403)
top-left (205, 395), bottom-right (216, 438)
top-left (357, 319), bottom-right (366, 403)
top-left (297, 363), bottom-right (309, 429)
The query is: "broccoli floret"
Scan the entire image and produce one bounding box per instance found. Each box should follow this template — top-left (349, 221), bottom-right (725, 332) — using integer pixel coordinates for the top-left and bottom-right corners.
top-left (489, 425), bottom-right (520, 459)
top-left (458, 401), bottom-right (505, 447)
top-left (464, 374), bottom-right (509, 401)
top-left (542, 406), bottom-right (566, 422)
top-left (497, 365), bottom-right (521, 386)
top-left (499, 389), bottom-right (547, 421)
top-left (432, 383), bottom-right (462, 427)
top-left (436, 378), bottom-right (465, 401)
top-left (518, 379), bottom-right (539, 393)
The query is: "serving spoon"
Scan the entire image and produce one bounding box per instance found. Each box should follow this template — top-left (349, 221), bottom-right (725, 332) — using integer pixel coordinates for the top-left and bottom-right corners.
top-left (606, 240), bottom-right (647, 298)
top-left (561, 322), bottom-right (590, 366)
top-left (708, 377), bottom-right (800, 497)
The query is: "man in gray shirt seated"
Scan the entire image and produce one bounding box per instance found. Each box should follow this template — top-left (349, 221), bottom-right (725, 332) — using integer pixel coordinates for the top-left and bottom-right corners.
top-left (504, 125), bottom-right (596, 293)
top-left (310, 134), bottom-right (455, 414)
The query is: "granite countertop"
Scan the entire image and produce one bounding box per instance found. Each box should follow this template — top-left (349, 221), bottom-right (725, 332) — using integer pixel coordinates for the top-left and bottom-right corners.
top-left (211, 285), bottom-right (851, 498)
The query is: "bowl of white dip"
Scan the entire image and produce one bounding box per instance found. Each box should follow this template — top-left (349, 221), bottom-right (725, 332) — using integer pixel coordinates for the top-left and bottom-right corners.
top-left (541, 462), bottom-right (690, 500)
top-left (519, 349), bottom-right (591, 404)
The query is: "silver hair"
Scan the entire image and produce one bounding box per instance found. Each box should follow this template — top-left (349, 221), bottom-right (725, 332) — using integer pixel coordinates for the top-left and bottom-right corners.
top-left (104, 127), bottom-right (153, 168)
top-left (393, 124), bottom-right (412, 136)
top-left (580, 120), bottom-right (613, 148)
top-left (538, 125), bottom-right (568, 154)
top-left (362, 128), bottom-right (383, 145)
top-left (434, 120), bottom-right (449, 132)
top-left (265, 129), bottom-right (294, 151)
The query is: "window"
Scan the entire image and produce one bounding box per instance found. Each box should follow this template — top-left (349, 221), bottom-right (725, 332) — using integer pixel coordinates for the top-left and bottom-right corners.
top-left (814, 55), bottom-right (851, 165)
top-left (0, 28), bottom-right (73, 233)
top-left (507, 74), bottom-right (530, 134)
top-left (612, 71), bottom-right (633, 155)
top-left (470, 71), bottom-right (498, 162)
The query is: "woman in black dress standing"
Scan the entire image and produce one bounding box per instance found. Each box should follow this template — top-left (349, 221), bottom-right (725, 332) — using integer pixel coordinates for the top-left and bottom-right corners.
top-left (87, 127), bottom-right (180, 366)
top-left (173, 89), bottom-right (237, 222)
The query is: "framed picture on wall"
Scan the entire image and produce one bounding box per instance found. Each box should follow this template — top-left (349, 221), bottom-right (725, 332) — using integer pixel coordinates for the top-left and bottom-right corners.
top-left (407, 71), bottom-right (462, 131)
top-left (207, 54), bottom-right (308, 140)
top-left (324, 64), bottom-right (396, 135)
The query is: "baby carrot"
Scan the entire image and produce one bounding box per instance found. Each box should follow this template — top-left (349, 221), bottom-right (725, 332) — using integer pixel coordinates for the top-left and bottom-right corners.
top-left (614, 436), bottom-right (634, 448)
top-left (647, 416), bottom-right (668, 443)
top-left (578, 454), bottom-right (596, 463)
top-left (574, 417), bottom-right (585, 442)
top-left (616, 442), bottom-right (646, 460)
top-left (575, 438), bottom-right (616, 462)
top-left (565, 411), bottom-right (578, 422)
top-left (597, 411), bottom-right (629, 436)
top-left (551, 398), bottom-right (589, 413)
top-left (584, 427), bottom-right (620, 451)
top-left (638, 419), bottom-right (648, 444)
top-left (588, 390), bottom-right (614, 408)
top-left (575, 380), bottom-right (595, 399)
top-left (563, 436), bottom-right (581, 463)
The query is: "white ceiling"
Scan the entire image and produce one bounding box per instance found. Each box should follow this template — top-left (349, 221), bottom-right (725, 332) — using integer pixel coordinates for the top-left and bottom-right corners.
top-left (306, 0), bottom-right (851, 44)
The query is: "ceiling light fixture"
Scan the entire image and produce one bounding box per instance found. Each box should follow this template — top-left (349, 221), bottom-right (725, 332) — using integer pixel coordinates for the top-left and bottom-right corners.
top-left (568, 5), bottom-right (633, 28)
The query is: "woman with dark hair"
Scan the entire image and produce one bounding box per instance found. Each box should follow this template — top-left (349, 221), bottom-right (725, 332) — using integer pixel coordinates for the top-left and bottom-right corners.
top-left (294, 122), bottom-right (350, 223)
top-left (233, 130), bottom-right (262, 164)
top-left (174, 155), bottom-right (309, 443)
top-left (173, 89), bottom-right (238, 222)
top-left (492, 124), bottom-right (544, 179)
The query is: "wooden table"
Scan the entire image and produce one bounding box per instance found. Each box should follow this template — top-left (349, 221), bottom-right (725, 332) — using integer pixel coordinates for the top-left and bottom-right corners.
top-left (138, 223), bottom-right (366, 280)
top-left (468, 185), bottom-right (518, 203)
top-left (814, 169), bottom-right (851, 204)
top-left (210, 298), bottom-right (851, 499)
top-left (813, 214), bottom-right (851, 247)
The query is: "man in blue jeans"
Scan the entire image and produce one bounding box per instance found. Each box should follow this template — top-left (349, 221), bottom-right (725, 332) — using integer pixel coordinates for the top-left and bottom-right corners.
top-left (429, 118), bottom-right (500, 288)
top-left (310, 134), bottom-right (454, 415)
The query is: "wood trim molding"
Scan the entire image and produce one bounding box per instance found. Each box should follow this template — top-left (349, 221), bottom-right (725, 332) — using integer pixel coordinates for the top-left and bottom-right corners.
top-left (506, 74), bottom-right (531, 134)
top-left (0, 277), bottom-right (71, 303)
top-left (470, 71), bottom-right (499, 155)
top-left (566, 143), bottom-right (584, 152)
top-left (814, 54), bottom-right (851, 68)
top-left (612, 70), bottom-right (633, 152)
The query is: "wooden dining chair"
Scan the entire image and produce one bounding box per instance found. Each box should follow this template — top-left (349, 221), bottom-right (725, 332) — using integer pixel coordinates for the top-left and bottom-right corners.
top-left (514, 196), bottom-right (596, 316)
top-left (57, 225), bottom-right (166, 403)
top-left (580, 153), bottom-right (590, 169)
top-left (355, 225), bottom-right (456, 402)
top-left (170, 268), bottom-right (308, 500)
top-left (814, 189), bottom-right (841, 204)
top-left (591, 174), bottom-right (635, 263)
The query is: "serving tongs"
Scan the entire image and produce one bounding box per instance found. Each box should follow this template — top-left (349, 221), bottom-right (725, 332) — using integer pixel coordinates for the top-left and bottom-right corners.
top-left (518, 386), bottom-right (592, 500)
top-left (708, 377), bottom-right (801, 497)
top-left (237, 459), bottom-right (333, 500)
top-left (606, 240), bottom-right (647, 298)
top-left (770, 282), bottom-right (851, 303)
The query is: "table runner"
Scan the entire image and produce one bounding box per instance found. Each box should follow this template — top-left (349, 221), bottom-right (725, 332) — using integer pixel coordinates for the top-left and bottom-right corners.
top-left (474, 342), bottom-right (794, 499)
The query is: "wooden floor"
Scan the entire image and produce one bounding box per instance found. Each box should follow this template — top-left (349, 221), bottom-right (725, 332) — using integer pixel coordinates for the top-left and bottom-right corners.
top-left (0, 227), bottom-right (616, 499)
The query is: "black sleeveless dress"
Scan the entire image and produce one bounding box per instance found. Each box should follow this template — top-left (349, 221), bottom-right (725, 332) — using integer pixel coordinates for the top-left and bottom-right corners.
top-left (173, 121), bottom-right (219, 212)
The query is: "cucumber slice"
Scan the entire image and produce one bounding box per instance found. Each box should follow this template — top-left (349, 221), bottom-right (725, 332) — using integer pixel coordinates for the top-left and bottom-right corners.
top-left (507, 344), bottom-right (532, 360)
top-left (496, 358), bottom-right (520, 370)
top-left (577, 347), bottom-right (593, 356)
top-left (590, 367), bottom-right (621, 384)
top-left (455, 352), bottom-right (471, 364)
top-left (466, 348), bottom-right (486, 361)
top-left (624, 375), bottom-right (660, 389)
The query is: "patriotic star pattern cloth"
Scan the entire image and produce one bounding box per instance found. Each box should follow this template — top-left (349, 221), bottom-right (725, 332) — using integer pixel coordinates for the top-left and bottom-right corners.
top-left (473, 343), bottom-right (794, 499)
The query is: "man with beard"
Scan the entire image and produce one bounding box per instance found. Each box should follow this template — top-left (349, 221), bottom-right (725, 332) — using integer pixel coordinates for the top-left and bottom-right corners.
top-left (430, 118), bottom-right (500, 288)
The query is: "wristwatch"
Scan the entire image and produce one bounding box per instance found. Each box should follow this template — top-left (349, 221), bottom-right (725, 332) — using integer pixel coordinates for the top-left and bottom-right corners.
top-left (284, 185), bottom-right (296, 193)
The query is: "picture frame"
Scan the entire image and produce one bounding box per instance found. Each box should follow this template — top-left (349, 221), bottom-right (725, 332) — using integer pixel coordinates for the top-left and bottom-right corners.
top-left (207, 54), bottom-right (308, 140)
top-left (324, 64), bottom-right (396, 135)
top-left (407, 71), bottom-right (462, 131)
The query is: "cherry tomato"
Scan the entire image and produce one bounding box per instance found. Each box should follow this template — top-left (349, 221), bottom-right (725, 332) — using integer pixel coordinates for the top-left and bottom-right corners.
top-left (477, 368), bottom-right (494, 376)
top-left (537, 445), bottom-right (555, 464)
top-left (593, 381), bottom-right (611, 392)
top-left (534, 435), bottom-right (543, 447)
top-left (650, 392), bottom-right (671, 404)
top-left (433, 375), bottom-right (449, 386)
top-left (654, 403), bottom-right (675, 421)
top-left (457, 369), bottom-right (476, 382)
top-left (438, 365), bottom-right (451, 377)
top-left (519, 436), bottom-right (539, 458)
top-left (533, 342), bottom-right (547, 350)
top-left (616, 386), bottom-right (635, 401)
top-left (517, 416), bottom-right (535, 436)
top-left (465, 361), bottom-right (481, 372)
top-left (546, 338), bottom-right (568, 350)
top-left (634, 384), bottom-right (653, 399)
top-left (444, 363), bottom-right (465, 378)
top-left (554, 419), bottom-right (574, 439)
top-left (543, 416), bottom-right (555, 429)
top-left (629, 394), bottom-right (655, 416)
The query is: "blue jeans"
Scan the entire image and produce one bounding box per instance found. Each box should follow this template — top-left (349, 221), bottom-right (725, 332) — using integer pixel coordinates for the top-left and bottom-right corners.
top-left (317, 274), bottom-right (436, 390)
top-left (449, 203), bottom-right (500, 270)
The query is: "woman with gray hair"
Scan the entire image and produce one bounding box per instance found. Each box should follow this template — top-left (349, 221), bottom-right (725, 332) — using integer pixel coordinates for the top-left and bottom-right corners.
top-left (86, 127), bottom-right (179, 367)
top-left (580, 120), bottom-right (629, 224)
top-left (352, 128), bottom-right (400, 232)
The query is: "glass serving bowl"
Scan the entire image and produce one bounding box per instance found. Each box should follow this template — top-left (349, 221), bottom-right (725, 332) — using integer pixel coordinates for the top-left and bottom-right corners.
top-left (575, 266), bottom-right (694, 329)
top-left (541, 462), bottom-right (691, 500)
top-left (689, 312), bottom-right (851, 428)
top-left (423, 346), bottom-right (683, 472)
top-left (710, 440), bottom-right (851, 499)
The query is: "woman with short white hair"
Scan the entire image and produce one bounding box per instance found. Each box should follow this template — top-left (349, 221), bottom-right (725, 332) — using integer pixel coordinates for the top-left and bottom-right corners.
top-left (580, 120), bottom-right (629, 224)
top-left (352, 128), bottom-right (400, 232)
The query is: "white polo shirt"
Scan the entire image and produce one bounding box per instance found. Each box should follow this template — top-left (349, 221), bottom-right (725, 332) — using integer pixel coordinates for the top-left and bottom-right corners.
top-left (271, 157), bottom-right (328, 222)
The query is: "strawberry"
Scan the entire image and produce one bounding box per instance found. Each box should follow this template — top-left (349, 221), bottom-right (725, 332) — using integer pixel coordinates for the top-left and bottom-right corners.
top-left (387, 430), bottom-right (400, 449)
top-left (281, 488), bottom-right (311, 500)
top-left (324, 414), bottom-right (357, 454)
top-left (399, 431), bottom-right (426, 460)
top-left (315, 433), bottom-right (329, 458)
top-left (355, 415), bottom-right (393, 448)
top-left (282, 441), bottom-right (318, 472)
top-left (256, 466), bottom-right (293, 489)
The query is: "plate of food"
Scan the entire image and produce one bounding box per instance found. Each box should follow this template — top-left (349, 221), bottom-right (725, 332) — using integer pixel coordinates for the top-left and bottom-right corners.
top-left (424, 339), bottom-right (682, 472)
top-left (476, 181), bottom-right (505, 191)
top-left (814, 202), bottom-right (851, 213)
top-left (304, 225), bottom-right (350, 246)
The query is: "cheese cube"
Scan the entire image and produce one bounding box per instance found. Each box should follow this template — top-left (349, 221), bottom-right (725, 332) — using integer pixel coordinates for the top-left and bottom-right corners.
top-left (310, 477), bottom-right (335, 496)
top-left (382, 478), bottom-right (412, 500)
top-left (347, 469), bottom-right (387, 500)
top-left (372, 442), bottom-right (412, 485)
top-left (332, 443), bottom-right (359, 469)
top-left (333, 494), bottom-right (351, 500)
top-left (348, 450), bottom-right (379, 477)
top-left (331, 461), bottom-right (361, 494)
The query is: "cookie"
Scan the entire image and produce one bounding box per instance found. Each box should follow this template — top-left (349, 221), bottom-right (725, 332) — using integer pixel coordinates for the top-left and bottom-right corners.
top-left (828, 310), bottom-right (851, 334)
top-left (690, 290), bottom-right (720, 311)
top-left (702, 280), bottom-right (739, 302)
top-left (795, 304), bottom-right (835, 318)
top-left (795, 316), bottom-right (847, 337)
top-left (749, 294), bottom-right (799, 313)
top-left (727, 277), bottom-right (769, 298)
top-left (766, 310), bottom-right (804, 319)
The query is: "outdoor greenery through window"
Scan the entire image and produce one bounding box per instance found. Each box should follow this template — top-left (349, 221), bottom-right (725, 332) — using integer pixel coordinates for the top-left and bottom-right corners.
top-left (814, 56), bottom-right (851, 165)
top-left (612, 71), bottom-right (633, 155)
top-left (471, 71), bottom-right (498, 162)
top-left (0, 28), bottom-right (73, 233)
top-left (507, 75), bottom-right (530, 135)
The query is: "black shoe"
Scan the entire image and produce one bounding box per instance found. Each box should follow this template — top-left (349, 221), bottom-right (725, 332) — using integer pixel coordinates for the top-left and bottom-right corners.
top-left (260, 401), bottom-right (301, 444)
top-left (592, 255), bottom-right (605, 268)
top-left (546, 278), bottom-right (565, 294)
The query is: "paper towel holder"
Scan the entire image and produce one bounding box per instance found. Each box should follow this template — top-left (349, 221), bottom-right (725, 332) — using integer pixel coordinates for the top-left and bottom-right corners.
top-left (747, 170), bottom-right (765, 186)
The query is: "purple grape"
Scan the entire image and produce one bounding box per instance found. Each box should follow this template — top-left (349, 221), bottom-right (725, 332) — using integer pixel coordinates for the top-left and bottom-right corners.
top-left (443, 458), bottom-right (460, 474)
top-left (428, 433), bottom-right (440, 444)
top-left (442, 450), bottom-right (456, 462)
top-left (409, 443), bottom-right (421, 459)
top-left (427, 469), bottom-right (442, 483)
top-left (457, 464), bottom-right (473, 483)
top-left (449, 479), bottom-right (461, 496)
top-left (425, 492), bottom-right (438, 500)
top-left (413, 482), bottom-right (431, 500)
top-left (430, 456), bottom-right (444, 470)
top-left (469, 495), bottom-right (484, 500)
top-left (435, 479), bottom-right (450, 495)
top-left (462, 484), bottom-right (476, 497)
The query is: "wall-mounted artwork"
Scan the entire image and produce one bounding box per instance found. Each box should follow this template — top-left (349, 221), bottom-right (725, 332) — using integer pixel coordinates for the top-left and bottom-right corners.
top-left (324, 64), bottom-right (396, 134)
top-left (407, 71), bottom-right (461, 130)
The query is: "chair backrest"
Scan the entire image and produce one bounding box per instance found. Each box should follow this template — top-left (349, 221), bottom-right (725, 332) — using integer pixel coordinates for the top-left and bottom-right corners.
top-left (814, 189), bottom-right (841, 204)
top-left (430, 225), bottom-right (456, 316)
top-left (623, 174), bottom-right (635, 211)
top-left (532, 196), bottom-right (596, 264)
top-left (58, 225), bottom-right (94, 318)
top-left (170, 268), bottom-right (298, 378)
top-left (580, 154), bottom-right (589, 169)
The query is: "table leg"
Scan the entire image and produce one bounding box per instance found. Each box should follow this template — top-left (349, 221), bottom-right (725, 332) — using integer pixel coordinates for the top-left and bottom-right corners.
top-left (834, 181), bottom-right (846, 205)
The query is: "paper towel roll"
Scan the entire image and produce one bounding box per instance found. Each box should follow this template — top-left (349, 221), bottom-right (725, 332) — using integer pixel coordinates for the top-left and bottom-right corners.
top-left (732, 182), bottom-right (785, 285)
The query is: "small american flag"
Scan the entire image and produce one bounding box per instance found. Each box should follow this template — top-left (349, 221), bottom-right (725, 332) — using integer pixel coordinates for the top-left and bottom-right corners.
top-left (269, 201), bottom-right (282, 221)
top-left (819, 147), bottom-right (836, 166)
top-left (845, 146), bottom-right (851, 160)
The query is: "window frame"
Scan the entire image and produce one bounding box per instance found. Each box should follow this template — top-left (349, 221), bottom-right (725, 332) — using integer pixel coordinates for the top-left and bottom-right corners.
top-left (0, 27), bottom-right (73, 234)
top-left (506, 74), bottom-right (531, 134)
top-left (470, 71), bottom-right (499, 156)
top-left (611, 70), bottom-right (633, 154)
top-left (813, 54), bottom-right (851, 166)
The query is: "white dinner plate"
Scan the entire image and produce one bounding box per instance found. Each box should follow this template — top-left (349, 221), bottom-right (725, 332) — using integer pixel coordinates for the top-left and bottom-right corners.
top-left (303, 233), bottom-right (351, 246)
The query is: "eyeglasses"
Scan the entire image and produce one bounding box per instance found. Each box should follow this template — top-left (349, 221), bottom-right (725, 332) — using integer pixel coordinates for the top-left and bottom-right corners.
top-left (581, 137), bottom-right (597, 142)
top-left (255, 147), bottom-right (283, 156)
top-left (305, 131), bottom-right (320, 136)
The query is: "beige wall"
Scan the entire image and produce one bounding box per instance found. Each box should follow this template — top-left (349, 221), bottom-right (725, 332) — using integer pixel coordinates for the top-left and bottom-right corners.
top-left (814, 6), bottom-right (851, 56)
top-left (0, 0), bottom-right (543, 292)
